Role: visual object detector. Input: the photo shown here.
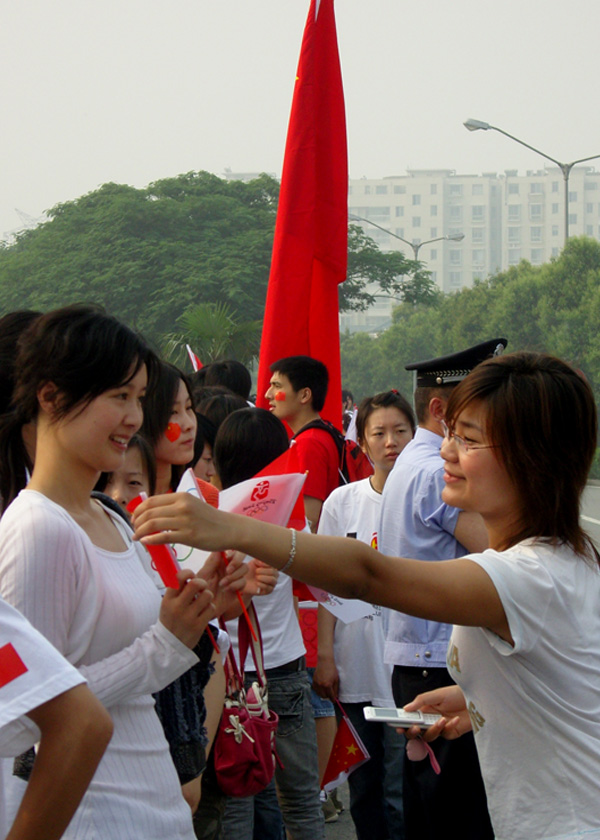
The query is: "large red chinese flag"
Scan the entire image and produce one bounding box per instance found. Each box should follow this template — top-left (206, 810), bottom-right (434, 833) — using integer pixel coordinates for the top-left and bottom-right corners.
top-left (256, 0), bottom-right (347, 430)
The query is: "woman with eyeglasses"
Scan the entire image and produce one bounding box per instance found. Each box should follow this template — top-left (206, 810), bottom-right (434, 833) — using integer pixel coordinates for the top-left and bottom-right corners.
top-left (132, 351), bottom-right (600, 840)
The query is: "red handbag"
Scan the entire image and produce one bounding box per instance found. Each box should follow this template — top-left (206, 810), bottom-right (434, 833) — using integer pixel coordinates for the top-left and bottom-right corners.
top-left (214, 604), bottom-right (279, 797)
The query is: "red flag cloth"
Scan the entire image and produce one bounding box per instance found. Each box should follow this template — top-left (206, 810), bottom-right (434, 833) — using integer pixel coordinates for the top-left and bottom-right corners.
top-left (186, 344), bottom-right (202, 372)
top-left (321, 704), bottom-right (370, 792)
top-left (256, 0), bottom-right (347, 430)
top-left (0, 642), bottom-right (28, 688)
top-left (254, 442), bottom-right (306, 530)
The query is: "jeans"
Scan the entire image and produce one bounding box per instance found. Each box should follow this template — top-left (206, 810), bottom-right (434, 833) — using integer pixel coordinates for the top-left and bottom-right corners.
top-left (222, 668), bottom-right (324, 840)
top-left (336, 702), bottom-right (405, 840)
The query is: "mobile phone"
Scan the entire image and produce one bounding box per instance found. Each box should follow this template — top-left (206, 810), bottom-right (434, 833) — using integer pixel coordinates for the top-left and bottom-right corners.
top-left (363, 706), bottom-right (442, 728)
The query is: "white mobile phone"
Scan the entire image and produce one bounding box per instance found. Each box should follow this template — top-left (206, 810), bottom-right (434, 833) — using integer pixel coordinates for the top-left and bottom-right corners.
top-left (363, 706), bottom-right (442, 728)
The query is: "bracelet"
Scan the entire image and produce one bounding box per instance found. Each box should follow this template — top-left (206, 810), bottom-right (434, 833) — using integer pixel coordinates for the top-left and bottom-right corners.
top-left (280, 528), bottom-right (297, 574)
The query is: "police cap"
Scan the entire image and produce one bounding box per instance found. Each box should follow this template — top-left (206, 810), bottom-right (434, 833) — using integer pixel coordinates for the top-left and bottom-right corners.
top-left (406, 338), bottom-right (508, 387)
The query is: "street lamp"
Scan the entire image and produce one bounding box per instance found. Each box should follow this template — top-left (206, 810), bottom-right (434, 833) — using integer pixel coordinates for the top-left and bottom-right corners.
top-left (348, 213), bottom-right (464, 259)
top-left (463, 118), bottom-right (600, 243)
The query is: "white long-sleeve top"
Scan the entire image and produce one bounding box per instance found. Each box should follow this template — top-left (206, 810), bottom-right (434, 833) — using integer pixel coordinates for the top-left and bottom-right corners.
top-left (0, 490), bottom-right (198, 840)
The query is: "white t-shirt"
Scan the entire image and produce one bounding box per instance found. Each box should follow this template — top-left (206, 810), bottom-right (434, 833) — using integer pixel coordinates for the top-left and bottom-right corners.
top-left (227, 572), bottom-right (305, 671)
top-left (317, 478), bottom-right (394, 706)
top-left (449, 540), bottom-right (600, 840)
top-left (0, 597), bottom-right (85, 840)
top-left (0, 490), bottom-right (199, 840)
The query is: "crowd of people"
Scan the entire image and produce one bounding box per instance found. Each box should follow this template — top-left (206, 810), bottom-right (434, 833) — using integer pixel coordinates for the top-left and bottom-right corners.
top-left (1, 303), bottom-right (600, 840)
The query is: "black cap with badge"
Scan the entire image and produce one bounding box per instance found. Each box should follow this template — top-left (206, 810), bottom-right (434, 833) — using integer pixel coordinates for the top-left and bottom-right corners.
top-left (406, 338), bottom-right (508, 387)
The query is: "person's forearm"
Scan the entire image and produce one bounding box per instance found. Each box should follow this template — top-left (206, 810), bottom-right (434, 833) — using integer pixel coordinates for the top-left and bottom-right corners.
top-left (7, 686), bottom-right (113, 840)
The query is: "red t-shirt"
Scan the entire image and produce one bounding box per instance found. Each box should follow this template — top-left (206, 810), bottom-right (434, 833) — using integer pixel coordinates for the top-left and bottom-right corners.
top-left (293, 426), bottom-right (340, 502)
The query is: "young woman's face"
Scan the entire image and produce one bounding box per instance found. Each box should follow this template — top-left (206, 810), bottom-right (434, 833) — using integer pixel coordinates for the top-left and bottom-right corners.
top-left (154, 379), bottom-right (197, 466)
top-left (105, 445), bottom-right (149, 510)
top-left (54, 365), bottom-right (147, 475)
top-left (360, 406), bottom-right (413, 474)
top-left (440, 400), bottom-right (519, 526)
top-left (193, 443), bottom-right (215, 482)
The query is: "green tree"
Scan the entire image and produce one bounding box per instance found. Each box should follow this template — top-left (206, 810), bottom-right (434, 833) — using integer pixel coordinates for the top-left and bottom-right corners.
top-left (0, 173), bottom-right (437, 356)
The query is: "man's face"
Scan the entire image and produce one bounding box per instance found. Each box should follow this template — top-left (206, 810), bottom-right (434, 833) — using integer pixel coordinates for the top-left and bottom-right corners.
top-left (265, 372), bottom-right (303, 421)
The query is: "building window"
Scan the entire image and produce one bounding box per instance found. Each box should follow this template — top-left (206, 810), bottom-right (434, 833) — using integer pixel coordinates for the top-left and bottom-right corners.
top-left (449, 250), bottom-right (462, 266)
top-left (569, 213), bottom-right (577, 225)
top-left (569, 191), bottom-right (577, 202)
top-left (471, 205), bottom-right (485, 222)
top-left (507, 205), bottom-right (521, 221)
top-left (430, 228), bottom-right (438, 237)
top-left (508, 248), bottom-right (521, 265)
top-left (412, 217), bottom-right (421, 228)
top-left (430, 184), bottom-right (438, 195)
top-left (552, 225), bottom-right (559, 236)
top-left (508, 227), bottom-right (520, 244)
top-left (348, 186), bottom-right (353, 195)
top-left (552, 247), bottom-right (560, 257)
top-left (412, 195), bottom-right (421, 206)
top-left (531, 249), bottom-right (543, 264)
top-left (587, 203), bottom-right (594, 213)
top-left (430, 271), bottom-right (437, 283)
top-left (472, 228), bottom-right (485, 243)
top-left (530, 183), bottom-right (543, 194)
top-left (472, 249), bottom-right (485, 265)
top-left (552, 203), bottom-right (559, 214)
top-left (552, 181), bottom-right (559, 192)
top-left (394, 185), bottom-right (406, 194)
top-left (367, 207), bottom-right (390, 220)
top-left (473, 271), bottom-right (484, 282)
top-left (431, 205), bottom-right (438, 216)
top-left (529, 205), bottom-right (543, 221)
top-left (449, 184), bottom-right (463, 197)
top-left (449, 271), bottom-right (462, 286)
top-left (375, 185), bottom-right (388, 195)
top-left (587, 225), bottom-right (594, 236)
top-left (530, 226), bottom-right (542, 242)
top-left (430, 249), bottom-right (438, 260)
top-left (395, 206), bottom-right (404, 217)
top-left (449, 206), bottom-right (463, 222)
top-left (364, 185), bottom-right (371, 194)
top-left (508, 183), bottom-right (519, 195)
top-left (395, 228), bottom-right (405, 238)
top-left (472, 184), bottom-right (483, 195)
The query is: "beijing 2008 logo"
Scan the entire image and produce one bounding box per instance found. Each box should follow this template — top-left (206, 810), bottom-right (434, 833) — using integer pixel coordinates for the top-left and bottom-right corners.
top-left (251, 480), bottom-right (270, 502)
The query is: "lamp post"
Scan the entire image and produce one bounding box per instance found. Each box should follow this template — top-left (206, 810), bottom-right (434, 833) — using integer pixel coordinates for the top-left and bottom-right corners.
top-left (463, 118), bottom-right (600, 243)
top-left (348, 213), bottom-right (464, 259)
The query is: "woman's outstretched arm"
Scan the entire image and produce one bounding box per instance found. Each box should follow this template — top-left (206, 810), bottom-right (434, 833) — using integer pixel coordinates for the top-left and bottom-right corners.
top-left (132, 492), bottom-right (510, 637)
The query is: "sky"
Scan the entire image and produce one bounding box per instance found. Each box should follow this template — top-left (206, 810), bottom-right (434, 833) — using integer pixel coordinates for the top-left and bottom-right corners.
top-left (2, 0), bottom-right (599, 239)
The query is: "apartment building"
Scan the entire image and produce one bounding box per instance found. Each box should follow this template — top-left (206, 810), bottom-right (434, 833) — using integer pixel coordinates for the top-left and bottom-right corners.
top-left (343, 166), bottom-right (600, 333)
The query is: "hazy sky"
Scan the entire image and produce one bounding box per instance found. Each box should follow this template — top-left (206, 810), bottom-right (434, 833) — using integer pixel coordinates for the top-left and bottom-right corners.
top-left (2, 0), bottom-right (599, 239)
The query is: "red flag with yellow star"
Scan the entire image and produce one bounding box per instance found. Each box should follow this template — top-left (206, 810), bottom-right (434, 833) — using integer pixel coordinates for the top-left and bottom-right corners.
top-left (321, 703), bottom-right (370, 792)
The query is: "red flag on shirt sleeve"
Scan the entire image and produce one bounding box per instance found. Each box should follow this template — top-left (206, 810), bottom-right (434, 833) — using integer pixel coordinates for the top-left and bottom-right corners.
top-left (0, 643), bottom-right (28, 688)
top-left (321, 702), bottom-right (370, 792)
top-left (256, 0), bottom-right (347, 431)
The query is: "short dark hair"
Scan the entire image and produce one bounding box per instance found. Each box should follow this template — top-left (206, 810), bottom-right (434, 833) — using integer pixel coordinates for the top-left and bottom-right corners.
top-left (414, 384), bottom-right (455, 424)
top-left (269, 356), bottom-right (329, 412)
top-left (355, 390), bottom-right (416, 444)
top-left (196, 392), bottom-right (248, 432)
top-left (214, 408), bottom-right (289, 489)
top-left (199, 360), bottom-right (252, 400)
top-left (445, 351), bottom-right (598, 560)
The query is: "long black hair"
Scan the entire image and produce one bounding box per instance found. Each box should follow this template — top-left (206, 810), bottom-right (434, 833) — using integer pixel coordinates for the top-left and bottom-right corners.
top-left (0, 304), bottom-right (157, 512)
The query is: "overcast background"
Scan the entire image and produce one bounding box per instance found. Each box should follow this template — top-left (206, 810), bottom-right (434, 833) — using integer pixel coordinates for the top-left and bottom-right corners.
top-left (2, 0), bottom-right (598, 239)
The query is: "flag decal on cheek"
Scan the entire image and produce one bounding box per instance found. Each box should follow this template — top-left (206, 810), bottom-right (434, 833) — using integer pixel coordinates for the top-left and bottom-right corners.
top-left (0, 643), bottom-right (28, 688)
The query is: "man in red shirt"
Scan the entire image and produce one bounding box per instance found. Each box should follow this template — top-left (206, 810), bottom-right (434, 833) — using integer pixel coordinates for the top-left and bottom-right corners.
top-left (266, 356), bottom-right (339, 532)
